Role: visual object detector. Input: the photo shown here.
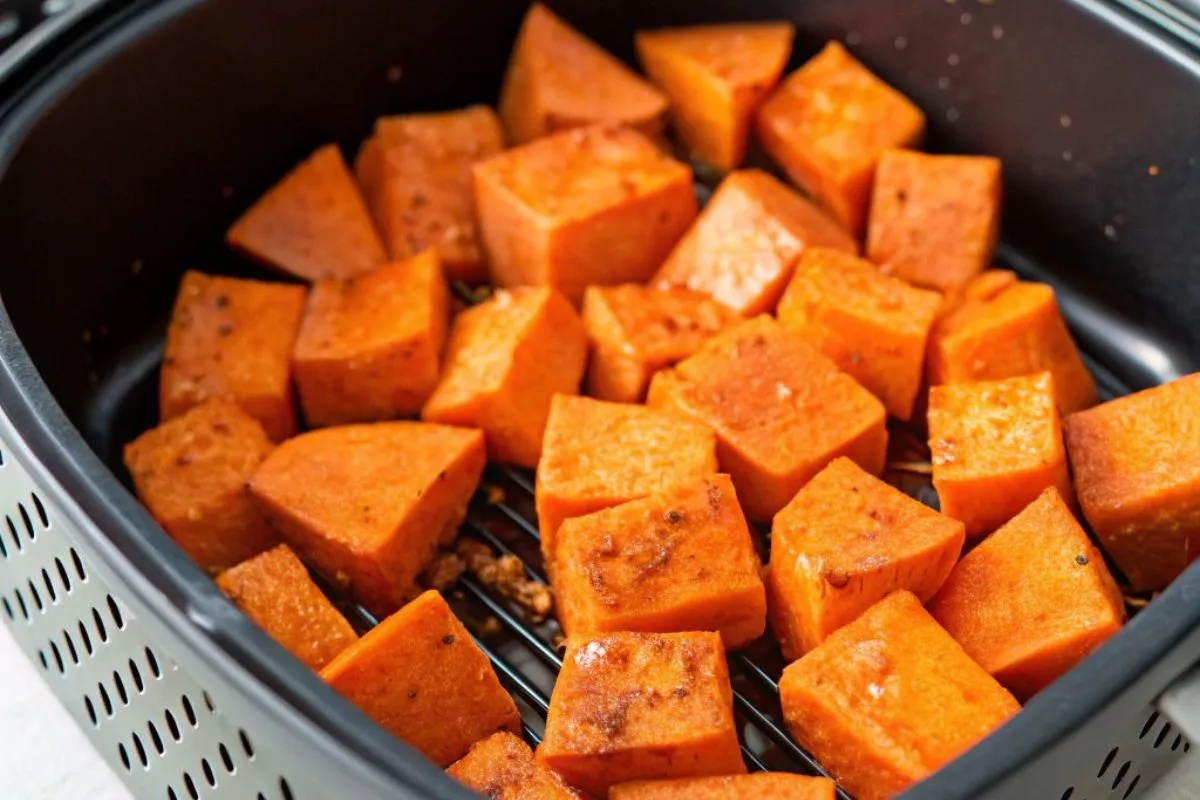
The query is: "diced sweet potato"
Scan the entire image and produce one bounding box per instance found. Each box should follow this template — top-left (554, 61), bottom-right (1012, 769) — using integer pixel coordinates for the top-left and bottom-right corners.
top-left (227, 144), bottom-right (387, 281)
top-left (582, 284), bottom-right (736, 403)
top-left (779, 591), bottom-right (1019, 800)
top-left (636, 23), bottom-right (795, 172)
top-left (215, 544), bottom-right (358, 671)
top-left (1064, 373), bottom-right (1200, 591)
top-left (474, 125), bottom-right (697, 303)
top-left (249, 423), bottom-right (485, 616)
top-left (555, 475), bottom-right (766, 649)
top-left (611, 773), bottom-right (836, 800)
top-left (652, 169), bottom-right (857, 317)
top-left (422, 287), bottom-right (587, 468)
top-left (447, 732), bottom-right (582, 799)
top-left (321, 591), bottom-right (520, 766)
top-left (499, 3), bottom-right (668, 145)
top-left (160, 271), bottom-right (307, 442)
top-left (354, 106), bottom-right (504, 284)
top-left (647, 316), bottom-right (887, 521)
top-left (755, 42), bottom-right (925, 235)
top-left (867, 149), bottom-right (1002, 292)
top-left (538, 632), bottom-right (746, 796)
top-left (292, 252), bottom-right (450, 427)
top-left (535, 395), bottom-right (718, 564)
top-left (768, 457), bottom-right (965, 662)
top-left (124, 398), bottom-right (279, 572)
top-left (928, 372), bottom-right (1073, 538)
top-left (777, 247), bottom-right (941, 420)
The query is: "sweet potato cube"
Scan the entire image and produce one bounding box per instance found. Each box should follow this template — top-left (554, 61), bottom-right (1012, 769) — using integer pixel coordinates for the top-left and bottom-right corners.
top-left (321, 591), bottom-right (520, 766)
top-left (768, 458), bottom-right (965, 662)
top-left (652, 169), bottom-right (857, 317)
top-left (778, 247), bottom-right (941, 420)
top-left (636, 23), bottom-right (795, 172)
top-left (292, 252), bottom-right (449, 427)
top-left (535, 395), bottom-right (718, 563)
top-left (928, 372), bottom-right (1073, 538)
top-left (538, 632), bottom-right (746, 796)
top-left (612, 774), bottom-right (836, 800)
top-left (647, 316), bottom-right (887, 521)
top-left (1064, 373), bottom-right (1200, 591)
top-left (249, 422), bottom-right (485, 616)
top-left (555, 475), bottom-right (766, 649)
top-left (124, 398), bottom-right (279, 572)
top-left (215, 544), bottom-right (358, 671)
top-left (867, 149), bottom-right (1002, 292)
top-left (498, 3), bottom-right (668, 145)
top-left (354, 106), bottom-right (504, 284)
top-left (160, 271), bottom-right (306, 442)
top-left (447, 732), bottom-right (582, 799)
top-left (422, 287), bottom-right (587, 468)
top-left (779, 591), bottom-right (1019, 800)
top-left (755, 42), bottom-right (925, 235)
top-left (474, 125), bottom-right (697, 303)
top-left (226, 144), bottom-right (387, 281)
top-left (582, 284), bottom-right (736, 403)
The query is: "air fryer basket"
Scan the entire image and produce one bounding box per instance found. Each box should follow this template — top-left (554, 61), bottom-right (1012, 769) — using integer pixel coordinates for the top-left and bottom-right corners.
top-left (2, 0), bottom-right (1200, 798)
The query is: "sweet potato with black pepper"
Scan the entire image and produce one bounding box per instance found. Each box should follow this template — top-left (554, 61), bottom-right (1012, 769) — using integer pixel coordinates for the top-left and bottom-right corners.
top-left (612, 774), bottom-right (836, 800)
top-left (447, 732), bottom-right (582, 799)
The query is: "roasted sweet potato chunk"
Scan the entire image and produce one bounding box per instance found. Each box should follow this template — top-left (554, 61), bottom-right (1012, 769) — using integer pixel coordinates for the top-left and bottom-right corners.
top-left (612, 774), bottom-right (836, 800)
top-left (447, 732), bottom-right (582, 799)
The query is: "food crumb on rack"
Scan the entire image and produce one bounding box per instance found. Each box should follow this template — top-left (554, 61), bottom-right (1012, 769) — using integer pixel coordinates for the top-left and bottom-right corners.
top-left (423, 550), bottom-right (467, 591)
top-left (457, 539), bottom-right (554, 622)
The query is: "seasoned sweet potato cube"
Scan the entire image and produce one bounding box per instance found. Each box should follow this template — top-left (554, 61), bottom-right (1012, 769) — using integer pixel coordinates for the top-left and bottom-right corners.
top-left (160, 271), bottom-right (306, 441)
top-left (322, 591), bottom-right (520, 766)
top-left (499, 3), bottom-right (668, 145)
top-left (768, 458), bottom-right (964, 662)
top-left (636, 23), bottom-right (795, 172)
top-left (227, 144), bottom-right (386, 281)
top-left (535, 395), bottom-right (718, 564)
top-left (647, 316), bottom-right (887, 521)
top-left (249, 423), bottom-right (485, 616)
top-left (474, 125), bottom-right (697, 303)
top-left (354, 106), bottom-right (504, 284)
top-left (125, 398), bottom-right (279, 572)
top-left (1064, 373), bottom-right (1200, 591)
top-left (422, 287), bottom-right (587, 468)
top-left (928, 372), bottom-right (1073, 538)
top-left (582, 284), bottom-right (736, 404)
top-left (755, 42), bottom-right (925, 235)
top-left (555, 475), bottom-right (766, 649)
top-left (292, 252), bottom-right (449, 427)
top-left (612, 774), bottom-right (836, 800)
top-left (867, 149), bottom-right (1002, 292)
top-left (779, 591), bottom-right (1019, 800)
top-left (538, 632), bottom-right (746, 796)
top-left (652, 169), bottom-right (857, 317)
top-left (447, 732), bottom-right (582, 799)
top-left (778, 247), bottom-right (941, 420)
top-left (215, 544), bottom-right (357, 671)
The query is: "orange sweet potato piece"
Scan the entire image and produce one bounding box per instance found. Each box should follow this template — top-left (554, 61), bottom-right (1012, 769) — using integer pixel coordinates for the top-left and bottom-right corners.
top-left (160, 271), bottom-right (307, 442)
top-left (611, 773), bottom-right (836, 800)
top-left (928, 372), bottom-right (1073, 538)
top-left (538, 632), bottom-right (746, 796)
top-left (474, 125), bottom-right (697, 303)
top-left (422, 287), bottom-right (587, 468)
top-left (652, 169), bottom-right (857, 317)
top-left (498, 3), bottom-right (668, 145)
top-left (215, 544), bottom-right (358, 671)
top-left (755, 42), bottom-right (925, 236)
top-left (354, 106), bottom-right (504, 284)
top-left (867, 149), bottom-right (1002, 292)
top-left (292, 252), bottom-right (449, 427)
top-left (647, 316), bottom-right (887, 521)
top-left (1064, 373), bottom-right (1200, 591)
top-left (582, 284), bottom-right (736, 403)
top-left (249, 423), bottom-right (485, 616)
top-left (227, 144), bottom-right (387, 281)
top-left (779, 591), bottom-right (1019, 800)
top-left (778, 247), bottom-right (942, 421)
top-left (768, 457), bottom-right (965, 662)
top-left (555, 475), bottom-right (766, 649)
top-left (636, 22), bottom-right (795, 172)
top-left (124, 398), bottom-right (279, 572)
top-left (447, 732), bottom-right (583, 799)
top-left (321, 591), bottom-right (520, 766)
